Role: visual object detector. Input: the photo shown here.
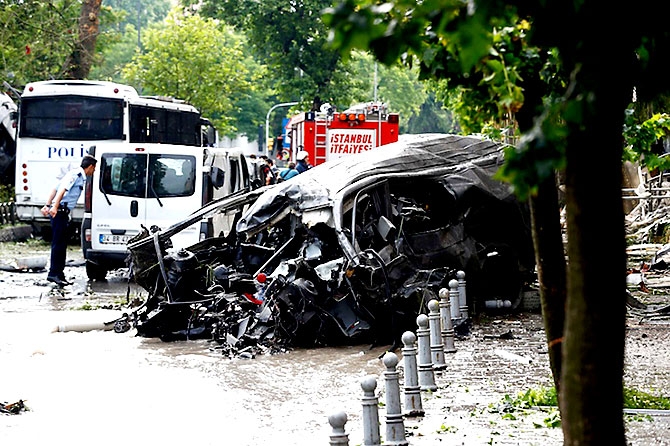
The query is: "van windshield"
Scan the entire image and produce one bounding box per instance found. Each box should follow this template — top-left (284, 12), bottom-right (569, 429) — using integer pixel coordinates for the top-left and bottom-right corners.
top-left (100, 153), bottom-right (196, 198)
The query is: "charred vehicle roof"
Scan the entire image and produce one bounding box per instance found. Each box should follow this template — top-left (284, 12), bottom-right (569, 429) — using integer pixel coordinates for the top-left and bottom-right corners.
top-left (121, 134), bottom-right (535, 357)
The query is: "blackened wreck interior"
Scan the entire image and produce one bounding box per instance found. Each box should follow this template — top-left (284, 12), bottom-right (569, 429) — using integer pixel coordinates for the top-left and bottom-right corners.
top-left (121, 134), bottom-right (536, 357)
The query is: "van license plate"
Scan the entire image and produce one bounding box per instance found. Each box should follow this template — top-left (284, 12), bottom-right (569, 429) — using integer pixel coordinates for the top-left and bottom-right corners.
top-left (99, 234), bottom-right (132, 244)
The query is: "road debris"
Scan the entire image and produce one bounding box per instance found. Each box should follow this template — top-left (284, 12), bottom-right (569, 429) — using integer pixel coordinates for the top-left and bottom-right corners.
top-left (1, 400), bottom-right (27, 415)
top-left (0, 256), bottom-right (47, 272)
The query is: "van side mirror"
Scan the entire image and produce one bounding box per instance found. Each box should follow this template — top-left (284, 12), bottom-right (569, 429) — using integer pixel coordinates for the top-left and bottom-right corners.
top-left (206, 127), bottom-right (216, 147)
top-left (210, 166), bottom-right (225, 189)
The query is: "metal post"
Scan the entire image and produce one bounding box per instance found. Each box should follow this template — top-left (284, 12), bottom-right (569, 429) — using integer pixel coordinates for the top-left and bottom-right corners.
top-left (439, 287), bottom-right (457, 353)
top-left (361, 375), bottom-right (381, 446)
top-left (265, 102), bottom-right (298, 158)
top-left (416, 313), bottom-right (437, 391)
top-left (382, 352), bottom-right (408, 446)
top-left (457, 270), bottom-right (469, 320)
top-left (328, 411), bottom-right (349, 446)
top-left (449, 278), bottom-right (461, 321)
top-left (401, 331), bottom-right (424, 417)
top-left (428, 299), bottom-right (446, 370)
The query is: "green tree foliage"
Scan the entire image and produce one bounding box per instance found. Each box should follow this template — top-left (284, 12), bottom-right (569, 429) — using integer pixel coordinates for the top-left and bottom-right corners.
top-left (189, 0), bottom-right (444, 133)
top-left (0, 0), bottom-right (129, 84)
top-left (406, 92), bottom-right (458, 134)
top-left (102, 0), bottom-right (170, 34)
top-left (230, 92), bottom-right (270, 142)
top-left (89, 23), bottom-right (139, 82)
top-left (374, 61), bottom-right (426, 133)
top-left (345, 51), bottom-right (428, 133)
top-left (0, 0), bottom-right (81, 84)
top-left (91, 0), bottom-right (171, 82)
top-left (261, 49), bottom-right (433, 140)
top-left (187, 0), bottom-right (360, 108)
top-left (122, 9), bottom-right (258, 134)
top-left (623, 110), bottom-right (670, 172)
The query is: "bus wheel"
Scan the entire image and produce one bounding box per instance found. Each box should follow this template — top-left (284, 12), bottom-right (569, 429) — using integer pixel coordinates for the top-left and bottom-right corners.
top-left (85, 260), bottom-right (107, 281)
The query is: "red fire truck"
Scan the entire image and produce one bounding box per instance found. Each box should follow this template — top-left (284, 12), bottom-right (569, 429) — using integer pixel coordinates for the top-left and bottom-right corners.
top-left (284, 101), bottom-right (399, 166)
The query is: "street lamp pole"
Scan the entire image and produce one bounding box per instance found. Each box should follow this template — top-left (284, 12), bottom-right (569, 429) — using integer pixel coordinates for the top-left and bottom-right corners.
top-left (265, 101), bottom-right (298, 158)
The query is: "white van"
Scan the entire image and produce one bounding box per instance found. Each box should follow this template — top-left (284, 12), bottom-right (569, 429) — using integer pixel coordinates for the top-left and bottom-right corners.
top-left (81, 144), bottom-right (251, 280)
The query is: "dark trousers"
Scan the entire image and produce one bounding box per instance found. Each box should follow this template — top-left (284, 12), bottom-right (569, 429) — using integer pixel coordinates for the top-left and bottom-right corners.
top-left (48, 211), bottom-right (69, 278)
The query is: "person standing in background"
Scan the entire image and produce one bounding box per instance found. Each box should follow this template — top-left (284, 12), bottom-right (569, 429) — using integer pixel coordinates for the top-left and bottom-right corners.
top-left (41, 154), bottom-right (97, 286)
top-left (258, 155), bottom-right (276, 185)
top-left (278, 162), bottom-right (299, 181)
top-left (267, 158), bottom-right (280, 179)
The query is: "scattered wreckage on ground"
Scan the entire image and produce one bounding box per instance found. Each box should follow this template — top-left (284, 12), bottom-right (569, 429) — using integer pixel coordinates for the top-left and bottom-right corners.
top-left (116, 134), bottom-right (536, 357)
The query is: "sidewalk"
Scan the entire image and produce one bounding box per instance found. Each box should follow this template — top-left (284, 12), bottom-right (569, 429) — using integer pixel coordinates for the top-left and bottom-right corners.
top-left (396, 311), bottom-right (670, 445)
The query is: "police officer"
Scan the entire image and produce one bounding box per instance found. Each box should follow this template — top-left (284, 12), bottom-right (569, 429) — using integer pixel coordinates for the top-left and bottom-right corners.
top-left (41, 155), bottom-right (97, 286)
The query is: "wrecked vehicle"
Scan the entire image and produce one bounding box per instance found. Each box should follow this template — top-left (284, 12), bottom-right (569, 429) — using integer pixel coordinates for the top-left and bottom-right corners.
top-left (0, 91), bottom-right (17, 184)
top-left (120, 134), bottom-right (536, 357)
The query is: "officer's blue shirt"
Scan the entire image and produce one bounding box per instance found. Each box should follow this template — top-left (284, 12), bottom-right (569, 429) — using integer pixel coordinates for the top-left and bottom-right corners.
top-left (57, 167), bottom-right (86, 211)
top-left (295, 160), bottom-right (311, 173)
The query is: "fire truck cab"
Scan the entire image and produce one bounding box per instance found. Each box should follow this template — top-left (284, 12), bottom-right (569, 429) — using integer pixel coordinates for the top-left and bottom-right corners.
top-left (285, 102), bottom-right (399, 166)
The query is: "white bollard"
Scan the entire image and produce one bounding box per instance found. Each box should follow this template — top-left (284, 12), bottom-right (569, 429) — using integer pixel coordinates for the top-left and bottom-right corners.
top-left (439, 287), bottom-right (457, 353)
top-left (328, 411), bottom-right (349, 446)
top-left (382, 352), bottom-right (408, 446)
top-left (401, 331), bottom-right (424, 417)
top-left (416, 314), bottom-right (437, 391)
top-left (457, 270), bottom-right (469, 320)
top-left (427, 299), bottom-right (446, 370)
top-left (361, 375), bottom-right (381, 446)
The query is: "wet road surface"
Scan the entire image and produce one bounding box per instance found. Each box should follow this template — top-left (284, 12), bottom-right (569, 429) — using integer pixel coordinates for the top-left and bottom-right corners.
top-left (1, 239), bottom-right (669, 445)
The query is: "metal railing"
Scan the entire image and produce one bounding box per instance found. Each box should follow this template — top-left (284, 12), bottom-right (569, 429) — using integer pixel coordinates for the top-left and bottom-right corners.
top-left (0, 201), bottom-right (17, 226)
top-left (622, 171), bottom-right (670, 220)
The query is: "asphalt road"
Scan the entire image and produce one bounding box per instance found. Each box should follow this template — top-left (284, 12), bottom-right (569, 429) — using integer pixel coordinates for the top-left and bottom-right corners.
top-left (0, 236), bottom-right (145, 308)
top-left (1, 236), bottom-right (669, 445)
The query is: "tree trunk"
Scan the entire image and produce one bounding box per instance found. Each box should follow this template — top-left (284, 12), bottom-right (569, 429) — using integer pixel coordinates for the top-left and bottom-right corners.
top-left (529, 176), bottom-right (566, 392)
top-left (514, 72), bottom-right (567, 394)
top-left (62, 0), bottom-right (102, 79)
top-left (560, 69), bottom-right (630, 444)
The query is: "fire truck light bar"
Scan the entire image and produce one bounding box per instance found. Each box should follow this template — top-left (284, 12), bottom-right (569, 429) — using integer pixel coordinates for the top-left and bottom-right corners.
top-left (337, 113), bottom-right (366, 122)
